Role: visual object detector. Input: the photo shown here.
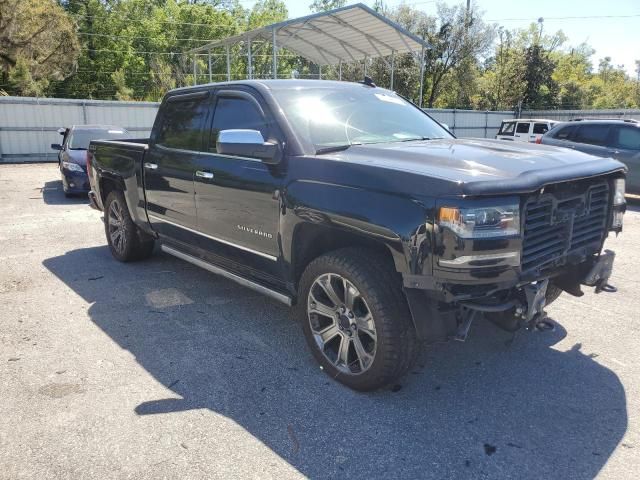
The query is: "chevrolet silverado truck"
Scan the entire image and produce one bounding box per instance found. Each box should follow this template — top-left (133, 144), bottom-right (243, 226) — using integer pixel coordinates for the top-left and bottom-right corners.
top-left (87, 80), bottom-right (627, 391)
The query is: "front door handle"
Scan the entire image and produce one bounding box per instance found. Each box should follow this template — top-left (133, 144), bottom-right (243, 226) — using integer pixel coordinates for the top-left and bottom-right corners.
top-left (195, 170), bottom-right (214, 180)
top-left (144, 162), bottom-right (158, 170)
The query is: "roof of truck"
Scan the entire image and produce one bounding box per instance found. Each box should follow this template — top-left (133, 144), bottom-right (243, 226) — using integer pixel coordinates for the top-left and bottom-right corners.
top-left (169, 79), bottom-right (391, 96)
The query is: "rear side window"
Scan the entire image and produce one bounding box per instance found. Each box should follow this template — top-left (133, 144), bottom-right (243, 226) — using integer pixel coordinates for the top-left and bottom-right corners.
top-left (614, 126), bottom-right (640, 150)
top-left (574, 124), bottom-right (610, 146)
top-left (533, 123), bottom-right (549, 134)
top-left (552, 125), bottom-right (576, 140)
top-left (516, 122), bottom-right (530, 134)
top-left (157, 95), bottom-right (209, 150)
top-left (498, 121), bottom-right (515, 136)
top-left (210, 96), bottom-right (268, 151)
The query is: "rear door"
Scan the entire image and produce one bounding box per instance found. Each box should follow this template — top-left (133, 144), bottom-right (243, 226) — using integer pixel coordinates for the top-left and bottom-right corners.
top-left (193, 88), bottom-right (283, 276)
top-left (609, 124), bottom-right (640, 192)
top-left (144, 91), bottom-right (210, 241)
top-left (532, 122), bottom-right (551, 143)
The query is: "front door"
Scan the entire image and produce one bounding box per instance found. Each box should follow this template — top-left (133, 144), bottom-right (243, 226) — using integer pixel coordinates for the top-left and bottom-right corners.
top-left (144, 91), bottom-right (210, 242)
top-left (193, 89), bottom-right (283, 278)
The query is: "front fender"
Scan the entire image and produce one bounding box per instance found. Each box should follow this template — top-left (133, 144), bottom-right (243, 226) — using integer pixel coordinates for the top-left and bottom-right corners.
top-left (281, 179), bottom-right (435, 276)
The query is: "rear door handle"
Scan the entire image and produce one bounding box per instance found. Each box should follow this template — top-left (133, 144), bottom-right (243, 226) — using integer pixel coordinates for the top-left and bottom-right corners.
top-left (607, 150), bottom-right (620, 155)
top-left (144, 162), bottom-right (158, 170)
top-left (195, 170), bottom-right (214, 180)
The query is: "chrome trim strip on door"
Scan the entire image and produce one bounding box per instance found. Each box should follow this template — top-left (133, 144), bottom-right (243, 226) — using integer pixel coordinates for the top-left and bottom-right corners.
top-left (161, 244), bottom-right (291, 306)
top-left (148, 213), bottom-right (278, 261)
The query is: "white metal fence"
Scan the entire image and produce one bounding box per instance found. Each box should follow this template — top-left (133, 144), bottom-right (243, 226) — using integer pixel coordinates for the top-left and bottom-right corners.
top-left (0, 97), bottom-right (158, 163)
top-left (424, 108), bottom-right (514, 139)
top-left (2, 95), bottom-right (639, 163)
top-left (521, 109), bottom-right (640, 122)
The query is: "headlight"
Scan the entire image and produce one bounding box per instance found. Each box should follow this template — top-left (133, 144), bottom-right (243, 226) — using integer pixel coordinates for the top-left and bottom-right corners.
top-left (62, 161), bottom-right (84, 172)
top-left (613, 178), bottom-right (625, 206)
top-left (438, 202), bottom-right (520, 238)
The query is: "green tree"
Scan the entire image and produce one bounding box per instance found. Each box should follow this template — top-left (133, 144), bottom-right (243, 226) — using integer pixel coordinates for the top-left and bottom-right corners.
top-left (309, 0), bottom-right (345, 13)
top-left (0, 0), bottom-right (79, 96)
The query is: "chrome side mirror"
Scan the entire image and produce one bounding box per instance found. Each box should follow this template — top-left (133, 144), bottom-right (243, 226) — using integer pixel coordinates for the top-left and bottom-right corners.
top-left (216, 129), bottom-right (280, 163)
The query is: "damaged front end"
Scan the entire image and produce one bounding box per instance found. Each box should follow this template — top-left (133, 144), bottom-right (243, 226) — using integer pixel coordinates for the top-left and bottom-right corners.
top-left (403, 175), bottom-right (626, 343)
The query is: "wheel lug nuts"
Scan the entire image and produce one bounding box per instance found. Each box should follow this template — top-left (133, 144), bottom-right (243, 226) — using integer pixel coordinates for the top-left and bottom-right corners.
top-left (348, 312), bottom-right (354, 318)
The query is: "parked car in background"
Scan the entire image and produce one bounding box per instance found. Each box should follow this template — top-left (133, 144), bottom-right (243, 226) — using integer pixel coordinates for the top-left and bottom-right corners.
top-left (496, 119), bottom-right (557, 143)
top-left (541, 119), bottom-right (640, 193)
top-left (51, 125), bottom-right (129, 197)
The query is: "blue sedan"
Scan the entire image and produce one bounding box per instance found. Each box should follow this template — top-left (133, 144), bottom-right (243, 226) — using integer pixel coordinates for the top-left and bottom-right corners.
top-left (51, 125), bottom-right (129, 197)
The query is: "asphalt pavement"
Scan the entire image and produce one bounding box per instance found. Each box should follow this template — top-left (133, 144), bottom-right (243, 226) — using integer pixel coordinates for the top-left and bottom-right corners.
top-left (1, 163), bottom-right (639, 479)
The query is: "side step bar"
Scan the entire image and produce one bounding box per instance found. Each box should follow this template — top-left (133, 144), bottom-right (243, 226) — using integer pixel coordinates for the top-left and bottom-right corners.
top-left (161, 244), bottom-right (292, 306)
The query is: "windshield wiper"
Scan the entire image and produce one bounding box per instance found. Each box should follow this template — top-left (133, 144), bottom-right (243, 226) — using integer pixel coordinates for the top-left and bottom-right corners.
top-left (315, 144), bottom-right (352, 155)
top-left (397, 136), bottom-right (432, 142)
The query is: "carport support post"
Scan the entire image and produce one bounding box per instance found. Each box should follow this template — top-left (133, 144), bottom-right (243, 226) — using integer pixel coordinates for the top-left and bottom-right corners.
top-left (226, 45), bottom-right (231, 81)
top-left (247, 38), bottom-right (252, 79)
top-left (339, 60), bottom-right (342, 81)
top-left (390, 50), bottom-right (395, 90)
top-left (418, 46), bottom-right (425, 108)
top-left (208, 51), bottom-right (212, 83)
top-left (318, 64), bottom-right (322, 80)
top-left (193, 55), bottom-right (197, 85)
top-left (364, 56), bottom-right (367, 77)
top-left (272, 28), bottom-right (277, 79)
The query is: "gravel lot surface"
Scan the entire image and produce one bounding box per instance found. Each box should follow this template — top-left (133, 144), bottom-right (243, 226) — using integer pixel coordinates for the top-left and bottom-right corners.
top-left (1, 163), bottom-right (639, 479)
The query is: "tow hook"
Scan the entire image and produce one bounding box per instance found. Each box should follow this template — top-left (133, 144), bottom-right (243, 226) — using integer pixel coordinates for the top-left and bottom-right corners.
top-left (584, 250), bottom-right (617, 294)
top-left (454, 307), bottom-right (478, 342)
top-left (522, 279), bottom-right (549, 331)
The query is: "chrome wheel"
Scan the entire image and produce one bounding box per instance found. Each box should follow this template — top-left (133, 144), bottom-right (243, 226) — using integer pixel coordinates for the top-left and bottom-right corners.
top-left (307, 273), bottom-right (377, 375)
top-left (107, 199), bottom-right (127, 255)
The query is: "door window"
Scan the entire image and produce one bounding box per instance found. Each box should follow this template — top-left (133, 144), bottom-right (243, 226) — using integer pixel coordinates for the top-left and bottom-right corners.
top-left (157, 95), bottom-right (209, 150)
top-left (574, 124), bottom-right (610, 146)
top-left (614, 126), bottom-right (640, 150)
top-left (516, 122), bottom-right (530, 134)
top-left (498, 121), bottom-right (515, 136)
top-left (533, 123), bottom-right (550, 134)
top-left (552, 125), bottom-right (576, 140)
top-left (209, 96), bottom-right (268, 152)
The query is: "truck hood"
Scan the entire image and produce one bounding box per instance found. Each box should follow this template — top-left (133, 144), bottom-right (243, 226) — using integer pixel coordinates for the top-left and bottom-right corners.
top-left (336, 138), bottom-right (626, 195)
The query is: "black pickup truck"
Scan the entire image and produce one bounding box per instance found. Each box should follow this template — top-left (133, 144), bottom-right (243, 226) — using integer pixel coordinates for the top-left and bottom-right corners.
top-left (87, 80), bottom-right (627, 391)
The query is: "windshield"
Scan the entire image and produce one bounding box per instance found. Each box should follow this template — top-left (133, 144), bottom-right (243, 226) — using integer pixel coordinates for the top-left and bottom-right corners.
top-left (271, 86), bottom-right (452, 151)
top-left (68, 128), bottom-right (129, 149)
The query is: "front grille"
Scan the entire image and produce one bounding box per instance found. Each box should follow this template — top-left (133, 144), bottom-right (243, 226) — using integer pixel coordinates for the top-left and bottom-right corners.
top-left (522, 180), bottom-right (610, 273)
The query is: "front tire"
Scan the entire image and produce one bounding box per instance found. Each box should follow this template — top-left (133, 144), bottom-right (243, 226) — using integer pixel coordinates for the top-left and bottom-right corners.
top-left (298, 248), bottom-right (417, 391)
top-left (104, 190), bottom-right (154, 262)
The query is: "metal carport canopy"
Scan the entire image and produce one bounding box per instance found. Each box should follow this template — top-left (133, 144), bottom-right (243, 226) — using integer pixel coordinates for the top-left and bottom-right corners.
top-left (189, 2), bottom-right (428, 67)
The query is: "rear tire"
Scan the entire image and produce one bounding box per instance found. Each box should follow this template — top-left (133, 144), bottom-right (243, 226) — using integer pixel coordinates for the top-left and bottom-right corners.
top-left (104, 190), bottom-right (154, 262)
top-left (298, 248), bottom-right (418, 391)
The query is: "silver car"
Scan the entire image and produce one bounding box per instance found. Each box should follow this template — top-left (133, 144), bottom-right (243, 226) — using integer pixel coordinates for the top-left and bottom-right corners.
top-left (541, 119), bottom-right (640, 193)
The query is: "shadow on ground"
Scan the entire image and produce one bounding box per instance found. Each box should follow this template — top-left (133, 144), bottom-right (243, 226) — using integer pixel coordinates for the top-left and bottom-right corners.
top-left (43, 246), bottom-right (627, 479)
top-left (42, 180), bottom-right (89, 205)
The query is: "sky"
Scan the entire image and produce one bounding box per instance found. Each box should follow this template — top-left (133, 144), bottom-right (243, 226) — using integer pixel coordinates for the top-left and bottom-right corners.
top-left (277, 0), bottom-right (640, 77)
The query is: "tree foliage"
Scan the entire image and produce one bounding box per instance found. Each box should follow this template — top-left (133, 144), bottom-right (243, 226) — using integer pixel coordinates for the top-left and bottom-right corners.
top-left (0, 0), bottom-right (637, 110)
top-left (0, 0), bottom-right (80, 96)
